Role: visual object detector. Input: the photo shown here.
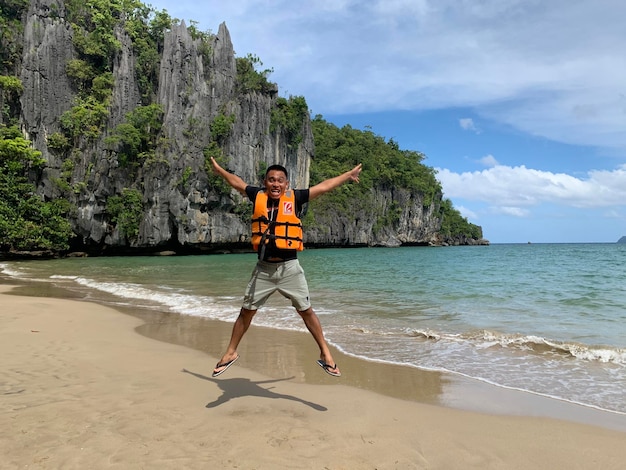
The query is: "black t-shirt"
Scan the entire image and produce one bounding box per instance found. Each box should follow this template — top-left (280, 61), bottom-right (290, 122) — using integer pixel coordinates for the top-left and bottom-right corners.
top-left (245, 186), bottom-right (309, 261)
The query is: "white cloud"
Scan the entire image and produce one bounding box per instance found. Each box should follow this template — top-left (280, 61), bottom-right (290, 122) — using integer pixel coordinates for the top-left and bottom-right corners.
top-left (455, 205), bottom-right (478, 220)
top-left (478, 154), bottom-right (499, 167)
top-left (493, 206), bottom-right (530, 218)
top-left (459, 118), bottom-right (479, 133)
top-left (435, 165), bottom-right (626, 213)
top-left (603, 209), bottom-right (623, 219)
top-left (149, 0), bottom-right (626, 154)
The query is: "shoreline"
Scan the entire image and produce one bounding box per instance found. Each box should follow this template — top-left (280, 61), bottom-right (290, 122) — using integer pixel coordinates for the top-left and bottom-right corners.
top-left (133, 304), bottom-right (626, 432)
top-left (5, 278), bottom-right (626, 432)
top-left (2, 281), bottom-right (626, 468)
top-left (6, 277), bottom-right (626, 432)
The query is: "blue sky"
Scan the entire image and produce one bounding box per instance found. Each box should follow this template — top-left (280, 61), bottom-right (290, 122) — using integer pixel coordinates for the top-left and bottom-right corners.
top-left (147, 0), bottom-right (626, 243)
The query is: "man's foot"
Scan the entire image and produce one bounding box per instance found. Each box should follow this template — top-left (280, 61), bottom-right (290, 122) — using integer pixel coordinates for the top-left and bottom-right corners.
top-left (316, 359), bottom-right (341, 377)
top-left (212, 355), bottom-right (239, 377)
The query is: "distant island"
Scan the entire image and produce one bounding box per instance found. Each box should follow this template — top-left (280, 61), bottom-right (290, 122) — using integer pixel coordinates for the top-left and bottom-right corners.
top-left (618, 236), bottom-right (626, 244)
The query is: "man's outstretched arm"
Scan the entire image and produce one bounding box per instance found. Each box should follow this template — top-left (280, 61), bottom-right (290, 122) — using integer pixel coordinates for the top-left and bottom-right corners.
top-left (309, 163), bottom-right (362, 201)
top-left (210, 157), bottom-right (248, 195)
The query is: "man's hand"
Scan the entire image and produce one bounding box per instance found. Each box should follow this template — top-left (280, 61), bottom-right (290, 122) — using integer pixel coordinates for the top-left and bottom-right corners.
top-left (210, 157), bottom-right (223, 174)
top-left (309, 163), bottom-right (363, 200)
top-left (347, 163), bottom-right (362, 183)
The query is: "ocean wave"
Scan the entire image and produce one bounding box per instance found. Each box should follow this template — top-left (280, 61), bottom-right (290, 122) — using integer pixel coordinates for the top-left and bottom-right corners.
top-left (0, 263), bottom-right (26, 278)
top-left (35, 275), bottom-right (316, 332)
top-left (552, 342), bottom-right (626, 364)
top-left (71, 277), bottom-right (238, 320)
top-left (409, 328), bottom-right (626, 364)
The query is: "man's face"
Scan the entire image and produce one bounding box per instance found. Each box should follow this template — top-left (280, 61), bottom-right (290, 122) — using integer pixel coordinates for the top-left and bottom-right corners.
top-left (264, 169), bottom-right (289, 200)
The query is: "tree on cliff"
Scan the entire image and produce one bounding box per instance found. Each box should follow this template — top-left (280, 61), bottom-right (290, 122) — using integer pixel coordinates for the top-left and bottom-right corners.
top-left (308, 116), bottom-right (482, 243)
top-left (0, 125), bottom-right (73, 252)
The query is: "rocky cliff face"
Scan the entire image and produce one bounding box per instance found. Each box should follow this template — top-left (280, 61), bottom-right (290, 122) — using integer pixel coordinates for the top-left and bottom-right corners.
top-left (10, 0), bottom-right (484, 254)
top-left (306, 187), bottom-right (442, 247)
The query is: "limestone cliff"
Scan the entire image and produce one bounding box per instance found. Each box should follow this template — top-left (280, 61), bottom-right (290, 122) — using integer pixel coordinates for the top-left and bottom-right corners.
top-left (6, 0), bottom-right (486, 255)
top-left (305, 186), bottom-right (439, 247)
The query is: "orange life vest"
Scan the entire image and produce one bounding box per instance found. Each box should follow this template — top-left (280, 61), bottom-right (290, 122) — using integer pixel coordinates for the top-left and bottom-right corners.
top-left (251, 190), bottom-right (304, 251)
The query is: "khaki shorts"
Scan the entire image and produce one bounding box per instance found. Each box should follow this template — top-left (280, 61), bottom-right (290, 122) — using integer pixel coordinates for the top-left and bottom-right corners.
top-left (242, 259), bottom-right (311, 311)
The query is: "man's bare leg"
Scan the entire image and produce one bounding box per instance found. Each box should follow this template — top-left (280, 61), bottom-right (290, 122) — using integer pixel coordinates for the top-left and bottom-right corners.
top-left (298, 307), bottom-right (341, 376)
top-left (213, 307), bottom-right (256, 374)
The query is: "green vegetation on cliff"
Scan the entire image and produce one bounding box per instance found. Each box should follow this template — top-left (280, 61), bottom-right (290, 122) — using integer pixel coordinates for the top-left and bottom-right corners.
top-left (270, 96), bottom-right (308, 148)
top-left (438, 198), bottom-right (483, 240)
top-left (236, 54), bottom-right (275, 94)
top-left (106, 103), bottom-right (164, 167)
top-left (309, 115), bottom-right (482, 240)
top-left (310, 115), bottom-right (438, 198)
top-left (0, 0), bottom-right (28, 75)
top-left (59, 0), bottom-right (176, 145)
top-left (106, 188), bottom-right (144, 240)
top-left (0, 125), bottom-right (73, 251)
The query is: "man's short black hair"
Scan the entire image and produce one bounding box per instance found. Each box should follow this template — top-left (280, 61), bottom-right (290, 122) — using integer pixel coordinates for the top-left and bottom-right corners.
top-left (265, 164), bottom-right (288, 179)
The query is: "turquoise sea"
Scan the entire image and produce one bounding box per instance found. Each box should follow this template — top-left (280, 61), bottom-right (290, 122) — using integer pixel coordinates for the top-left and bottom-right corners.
top-left (2, 243), bottom-right (625, 415)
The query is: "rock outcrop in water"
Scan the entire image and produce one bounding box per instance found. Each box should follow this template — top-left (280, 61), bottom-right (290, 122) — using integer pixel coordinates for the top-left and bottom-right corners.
top-left (2, 0), bottom-right (487, 256)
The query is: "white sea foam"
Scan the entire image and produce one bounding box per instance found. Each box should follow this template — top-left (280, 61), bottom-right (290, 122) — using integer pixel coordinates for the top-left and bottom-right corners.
top-left (562, 344), bottom-right (626, 363)
top-left (407, 327), bottom-right (626, 365)
top-left (0, 263), bottom-right (26, 278)
top-left (73, 277), bottom-right (238, 320)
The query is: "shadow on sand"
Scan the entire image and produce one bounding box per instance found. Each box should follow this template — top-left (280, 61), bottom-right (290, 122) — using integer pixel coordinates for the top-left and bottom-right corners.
top-left (182, 369), bottom-right (327, 411)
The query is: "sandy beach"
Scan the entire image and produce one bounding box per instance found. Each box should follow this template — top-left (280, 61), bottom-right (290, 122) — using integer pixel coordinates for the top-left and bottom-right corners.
top-left (2, 283), bottom-right (625, 470)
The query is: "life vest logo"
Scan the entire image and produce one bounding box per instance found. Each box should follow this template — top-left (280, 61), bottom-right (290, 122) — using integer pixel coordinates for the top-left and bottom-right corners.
top-left (282, 201), bottom-right (294, 215)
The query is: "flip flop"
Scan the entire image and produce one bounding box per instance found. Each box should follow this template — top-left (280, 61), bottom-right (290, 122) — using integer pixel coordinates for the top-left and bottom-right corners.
top-left (316, 359), bottom-right (341, 377)
top-left (212, 355), bottom-right (239, 377)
